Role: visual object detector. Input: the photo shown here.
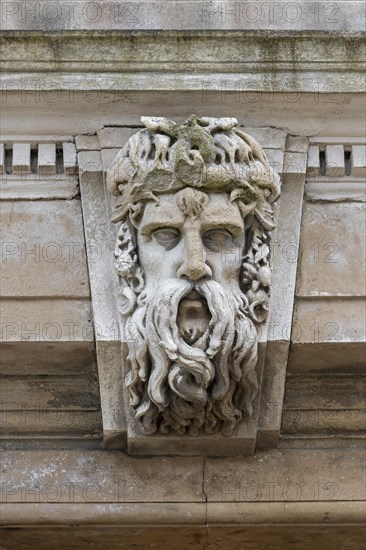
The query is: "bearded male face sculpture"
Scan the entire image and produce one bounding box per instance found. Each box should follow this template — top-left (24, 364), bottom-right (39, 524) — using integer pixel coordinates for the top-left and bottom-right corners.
top-left (107, 116), bottom-right (280, 438)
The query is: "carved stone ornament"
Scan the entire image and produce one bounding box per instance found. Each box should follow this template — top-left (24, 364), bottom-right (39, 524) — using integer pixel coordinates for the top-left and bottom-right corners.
top-left (107, 115), bottom-right (281, 438)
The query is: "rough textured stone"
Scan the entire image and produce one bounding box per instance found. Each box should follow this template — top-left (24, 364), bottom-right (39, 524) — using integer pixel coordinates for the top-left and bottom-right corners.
top-left (296, 202), bottom-right (366, 297)
top-left (12, 143), bottom-right (31, 173)
top-left (101, 148), bottom-right (120, 171)
top-left (0, 200), bottom-right (90, 298)
top-left (2, 1), bottom-right (365, 31)
top-left (326, 144), bottom-right (345, 177)
top-left (97, 127), bottom-right (139, 149)
top-left (286, 135), bottom-right (309, 153)
top-left (75, 135), bottom-right (100, 151)
top-left (106, 116), bottom-right (281, 452)
top-left (283, 151), bottom-right (307, 182)
top-left (38, 143), bottom-right (56, 175)
top-left (351, 145), bottom-right (366, 177)
top-left (242, 127), bottom-right (287, 150)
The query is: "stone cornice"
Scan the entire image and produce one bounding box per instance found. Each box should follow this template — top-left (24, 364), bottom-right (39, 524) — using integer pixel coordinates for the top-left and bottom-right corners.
top-left (1, 1), bottom-right (365, 32)
top-left (1, 31), bottom-right (365, 92)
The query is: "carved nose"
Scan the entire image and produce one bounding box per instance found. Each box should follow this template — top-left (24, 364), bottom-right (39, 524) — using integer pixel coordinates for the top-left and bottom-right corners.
top-left (177, 232), bottom-right (212, 281)
top-left (177, 260), bottom-right (212, 281)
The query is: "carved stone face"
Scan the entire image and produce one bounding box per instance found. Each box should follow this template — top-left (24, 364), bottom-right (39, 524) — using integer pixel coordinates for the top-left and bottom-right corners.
top-left (136, 189), bottom-right (245, 345)
top-left (108, 115), bottom-right (281, 437)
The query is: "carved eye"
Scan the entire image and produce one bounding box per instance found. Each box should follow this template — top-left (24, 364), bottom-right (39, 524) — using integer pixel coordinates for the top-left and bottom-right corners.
top-left (153, 228), bottom-right (180, 250)
top-left (203, 229), bottom-right (233, 250)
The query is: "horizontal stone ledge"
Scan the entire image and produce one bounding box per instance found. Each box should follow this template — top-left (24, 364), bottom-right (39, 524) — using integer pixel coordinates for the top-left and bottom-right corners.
top-left (1, 71), bottom-right (365, 94)
top-left (1, 502), bottom-right (365, 526)
top-left (1, 2), bottom-right (365, 32)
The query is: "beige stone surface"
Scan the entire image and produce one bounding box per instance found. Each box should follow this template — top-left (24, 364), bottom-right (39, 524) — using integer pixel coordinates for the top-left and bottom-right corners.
top-left (0, 376), bottom-right (101, 411)
top-left (283, 376), bottom-right (366, 410)
top-left (290, 298), bottom-right (365, 345)
top-left (100, 148), bottom-right (119, 171)
top-left (285, 135), bottom-right (309, 153)
top-left (38, 143), bottom-right (56, 175)
top-left (75, 134), bottom-right (99, 151)
top-left (0, 175), bottom-right (79, 200)
top-left (0, 143), bottom-right (4, 173)
top-left (0, 200), bottom-right (90, 298)
top-left (282, 410), bottom-right (366, 434)
top-left (0, 342), bottom-right (96, 376)
top-left (0, 449), bottom-right (364, 548)
top-left (62, 142), bottom-right (77, 174)
top-left (296, 202), bottom-right (366, 297)
top-left (288, 342), bottom-right (366, 375)
top-left (0, 524), bottom-right (207, 550)
top-left (205, 449), bottom-right (365, 502)
top-left (0, 451), bottom-right (204, 503)
top-left (1, 523), bottom-right (365, 550)
top-left (288, 298), bottom-right (365, 371)
top-left (77, 150), bottom-right (102, 172)
top-left (12, 143), bottom-right (31, 173)
top-left (257, 173), bottom-right (305, 450)
top-left (282, 151), bottom-right (307, 183)
top-left (307, 144), bottom-right (320, 176)
top-left (97, 127), bottom-right (139, 149)
top-left (326, 144), bottom-right (345, 177)
top-left (0, 299), bottom-right (93, 342)
top-left (2, 2), bottom-right (365, 31)
top-left (351, 144), bottom-right (366, 176)
top-left (242, 127), bottom-right (287, 150)
top-left (264, 148), bottom-right (284, 174)
top-left (79, 159), bottom-right (124, 448)
top-left (0, 411), bottom-right (102, 436)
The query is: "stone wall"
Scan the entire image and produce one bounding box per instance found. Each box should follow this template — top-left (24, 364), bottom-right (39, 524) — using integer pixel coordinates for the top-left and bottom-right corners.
top-left (1, 4), bottom-right (365, 548)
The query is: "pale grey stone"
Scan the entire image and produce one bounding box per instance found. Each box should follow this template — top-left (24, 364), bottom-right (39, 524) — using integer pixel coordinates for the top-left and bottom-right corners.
top-left (63, 142), bottom-right (77, 174)
top-left (326, 145), bottom-right (345, 177)
top-left (351, 145), bottom-right (366, 177)
top-left (106, 115), bottom-right (281, 453)
top-left (12, 143), bottom-right (31, 173)
top-left (75, 134), bottom-right (100, 151)
top-left (283, 152), bottom-right (307, 183)
top-left (38, 143), bottom-right (56, 175)
top-left (98, 127), bottom-right (140, 149)
top-left (240, 127), bottom-right (287, 150)
top-left (0, 143), bottom-right (4, 174)
top-left (307, 144), bottom-right (320, 176)
top-left (101, 149), bottom-right (120, 172)
top-left (286, 135), bottom-right (309, 153)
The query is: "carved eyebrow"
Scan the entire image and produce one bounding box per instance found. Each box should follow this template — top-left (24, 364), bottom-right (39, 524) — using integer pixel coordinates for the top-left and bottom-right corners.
top-left (201, 221), bottom-right (244, 235)
top-left (139, 220), bottom-right (182, 235)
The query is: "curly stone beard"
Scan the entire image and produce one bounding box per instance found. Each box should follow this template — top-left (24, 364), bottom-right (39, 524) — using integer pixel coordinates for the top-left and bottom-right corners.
top-left (125, 277), bottom-right (259, 436)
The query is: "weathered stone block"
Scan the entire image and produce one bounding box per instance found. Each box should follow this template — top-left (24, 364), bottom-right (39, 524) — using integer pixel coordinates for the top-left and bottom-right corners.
top-left (283, 152), bottom-right (307, 182)
top-left (75, 134), bottom-right (99, 151)
top-left (0, 201), bottom-right (90, 298)
top-left (241, 127), bottom-right (287, 150)
top-left (296, 202), bottom-right (366, 297)
top-left (264, 149), bottom-right (284, 174)
top-left (97, 127), bottom-right (139, 149)
top-left (351, 145), bottom-right (366, 177)
top-left (288, 298), bottom-right (365, 373)
top-left (326, 144), bottom-right (345, 176)
top-left (286, 135), bottom-right (309, 153)
top-left (101, 149), bottom-right (120, 171)
top-left (12, 143), bottom-right (31, 173)
top-left (38, 143), bottom-right (56, 175)
top-left (307, 144), bottom-right (320, 176)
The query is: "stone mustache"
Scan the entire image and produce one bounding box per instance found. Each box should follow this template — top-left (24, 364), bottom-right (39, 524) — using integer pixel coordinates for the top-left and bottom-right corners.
top-left (107, 116), bottom-right (281, 437)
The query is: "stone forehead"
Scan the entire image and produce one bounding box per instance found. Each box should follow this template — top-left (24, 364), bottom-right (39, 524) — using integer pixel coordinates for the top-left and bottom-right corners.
top-left (139, 190), bottom-right (244, 226)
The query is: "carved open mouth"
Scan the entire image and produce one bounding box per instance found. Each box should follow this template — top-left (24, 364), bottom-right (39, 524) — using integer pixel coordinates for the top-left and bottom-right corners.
top-left (177, 289), bottom-right (211, 345)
